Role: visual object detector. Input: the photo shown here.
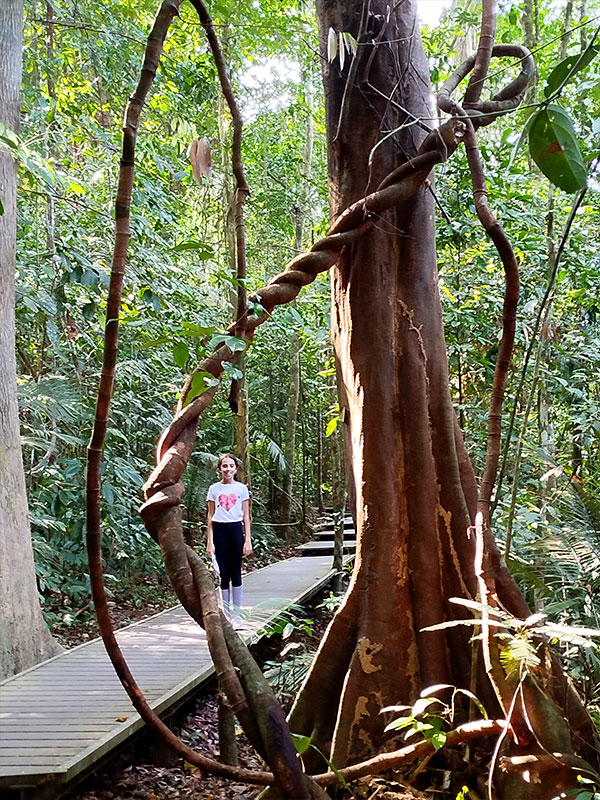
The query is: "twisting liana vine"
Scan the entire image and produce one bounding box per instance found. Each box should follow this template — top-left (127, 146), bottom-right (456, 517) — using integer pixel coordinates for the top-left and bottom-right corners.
top-left (85, 0), bottom-right (537, 792)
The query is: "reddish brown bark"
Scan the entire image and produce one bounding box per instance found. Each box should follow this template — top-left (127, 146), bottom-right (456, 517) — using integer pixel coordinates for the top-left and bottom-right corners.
top-left (85, 3), bottom-right (306, 793)
top-left (288, 0), bottom-right (477, 767)
top-left (287, 0), bottom-right (597, 787)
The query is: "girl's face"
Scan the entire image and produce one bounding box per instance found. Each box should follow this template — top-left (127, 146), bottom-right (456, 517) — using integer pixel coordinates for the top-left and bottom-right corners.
top-left (219, 457), bottom-right (237, 482)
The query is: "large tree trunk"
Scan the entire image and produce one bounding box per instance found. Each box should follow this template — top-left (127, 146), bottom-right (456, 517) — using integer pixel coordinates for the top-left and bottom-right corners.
top-left (0, 0), bottom-right (62, 679)
top-left (289, 0), bottom-right (477, 765)
top-left (289, 0), bottom-right (595, 775)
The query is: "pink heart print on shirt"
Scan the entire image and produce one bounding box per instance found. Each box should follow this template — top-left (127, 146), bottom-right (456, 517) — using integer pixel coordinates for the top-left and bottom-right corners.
top-left (218, 493), bottom-right (238, 511)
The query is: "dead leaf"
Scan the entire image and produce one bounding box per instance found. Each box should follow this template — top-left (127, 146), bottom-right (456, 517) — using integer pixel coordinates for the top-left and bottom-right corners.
top-left (189, 136), bottom-right (212, 183)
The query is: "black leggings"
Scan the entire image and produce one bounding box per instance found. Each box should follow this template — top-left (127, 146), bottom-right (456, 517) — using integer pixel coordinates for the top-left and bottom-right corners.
top-left (213, 521), bottom-right (244, 590)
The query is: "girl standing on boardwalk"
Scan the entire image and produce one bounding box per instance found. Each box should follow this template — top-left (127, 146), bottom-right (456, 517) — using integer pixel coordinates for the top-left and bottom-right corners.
top-left (206, 454), bottom-right (252, 629)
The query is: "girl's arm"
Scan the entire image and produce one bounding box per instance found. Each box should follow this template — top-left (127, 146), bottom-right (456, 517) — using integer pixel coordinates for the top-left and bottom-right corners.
top-left (242, 498), bottom-right (252, 556)
top-left (207, 500), bottom-right (215, 556)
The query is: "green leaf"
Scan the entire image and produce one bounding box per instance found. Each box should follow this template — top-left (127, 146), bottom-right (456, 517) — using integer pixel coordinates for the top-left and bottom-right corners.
top-left (140, 289), bottom-right (162, 312)
top-left (180, 322), bottom-right (216, 338)
top-left (291, 733), bottom-right (312, 755)
top-left (420, 683), bottom-right (452, 697)
top-left (82, 302), bottom-right (96, 319)
top-left (411, 697), bottom-right (442, 717)
top-left (80, 268), bottom-right (99, 286)
top-left (0, 123), bottom-right (19, 148)
top-left (208, 333), bottom-right (246, 353)
top-left (171, 240), bottom-right (214, 259)
top-left (282, 622), bottom-right (294, 639)
top-left (222, 361), bottom-right (243, 380)
top-left (102, 482), bottom-right (115, 505)
top-left (430, 730), bottom-right (447, 751)
top-left (173, 341), bottom-right (190, 368)
top-left (309, 744), bottom-right (352, 791)
top-left (182, 370), bottom-right (219, 407)
top-left (325, 417), bottom-right (338, 437)
top-left (544, 45), bottom-right (600, 98)
top-left (0, 199), bottom-right (4, 215)
top-left (380, 704), bottom-right (412, 714)
top-left (528, 105), bottom-right (587, 193)
top-left (452, 688), bottom-right (488, 719)
top-left (384, 715), bottom-right (415, 733)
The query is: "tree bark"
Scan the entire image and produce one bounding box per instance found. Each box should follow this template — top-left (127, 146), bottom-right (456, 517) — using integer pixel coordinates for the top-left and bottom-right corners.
top-left (289, 0), bottom-right (478, 766)
top-left (288, 0), bottom-right (594, 775)
top-left (0, 0), bottom-right (62, 679)
top-left (280, 330), bottom-right (300, 535)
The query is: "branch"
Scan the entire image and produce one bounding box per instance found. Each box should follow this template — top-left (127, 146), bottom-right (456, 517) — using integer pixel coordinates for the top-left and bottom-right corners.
top-left (84, 1), bottom-right (276, 787)
top-left (499, 752), bottom-right (600, 778)
top-left (463, 0), bottom-right (498, 106)
top-left (492, 167), bottom-right (595, 513)
top-left (312, 719), bottom-right (506, 786)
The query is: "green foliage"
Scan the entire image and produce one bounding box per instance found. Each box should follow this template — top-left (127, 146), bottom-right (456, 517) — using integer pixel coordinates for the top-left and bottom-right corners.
top-left (260, 604), bottom-right (317, 704)
top-left (290, 733), bottom-right (351, 790)
top-left (381, 684), bottom-right (487, 753)
top-left (316, 591), bottom-right (344, 613)
top-left (257, 602), bottom-right (314, 640)
top-left (569, 773), bottom-right (600, 798)
top-left (264, 644), bottom-right (316, 705)
top-left (14, 0), bottom-right (332, 624)
top-left (425, 597), bottom-right (600, 694)
top-left (528, 105), bottom-right (587, 192)
top-left (544, 44), bottom-right (600, 99)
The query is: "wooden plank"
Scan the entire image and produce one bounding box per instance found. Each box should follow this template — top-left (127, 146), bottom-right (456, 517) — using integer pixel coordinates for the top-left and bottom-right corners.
top-left (0, 737), bottom-right (100, 745)
top-left (0, 766), bottom-right (64, 776)
top-left (0, 555), bottom-right (343, 790)
top-left (0, 724), bottom-right (112, 731)
top-left (0, 747), bottom-right (82, 755)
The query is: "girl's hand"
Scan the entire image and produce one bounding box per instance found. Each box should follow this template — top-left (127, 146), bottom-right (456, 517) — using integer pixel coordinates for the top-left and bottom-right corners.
top-left (243, 542), bottom-right (253, 557)
top-left (207, 543), bottom-right (215, 557)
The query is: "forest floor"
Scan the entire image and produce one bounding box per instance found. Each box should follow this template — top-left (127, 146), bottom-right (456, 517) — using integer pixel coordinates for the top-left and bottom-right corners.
top-left (59, 592), bottom-right (341, 800)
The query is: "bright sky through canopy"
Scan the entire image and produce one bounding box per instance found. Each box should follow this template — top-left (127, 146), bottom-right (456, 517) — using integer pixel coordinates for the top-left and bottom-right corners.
top-left (418, 0), bottom-right (453, 24)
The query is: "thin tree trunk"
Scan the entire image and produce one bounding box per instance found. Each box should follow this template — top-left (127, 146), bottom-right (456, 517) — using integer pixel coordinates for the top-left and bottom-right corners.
top-left (316, 407), bottom-right (324, 512)
top-left (280, 73), bottom-right (314, 536)
top-left (538, 11), bottom-right (572, 514)
top-left (0, 0), bottom-right (62, 678)
top-left (539, 195), bottom-right (558, 511)
top-left (217, 691), bottom-right (239, 766)
top-left (580, 0), bottom-right (588, 48)
top-left (280, 331), bottom-right (300, 536)
top-left (331, 410), bottom-right (345, 594)
top-left (217, 57), bottom-right (251, 483)
top-left (521, 0), bottom-right (538, 107)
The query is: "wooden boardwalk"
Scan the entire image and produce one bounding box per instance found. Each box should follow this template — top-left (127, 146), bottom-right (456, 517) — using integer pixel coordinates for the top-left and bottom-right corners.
top-left (0, 555), bottom-right (340, 798)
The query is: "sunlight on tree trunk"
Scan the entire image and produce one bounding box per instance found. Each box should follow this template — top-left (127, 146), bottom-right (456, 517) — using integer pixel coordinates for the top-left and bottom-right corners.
top-left (289, 0), bottom-right (480, 766)
top-left (0, 0), bottom-right (62, 679)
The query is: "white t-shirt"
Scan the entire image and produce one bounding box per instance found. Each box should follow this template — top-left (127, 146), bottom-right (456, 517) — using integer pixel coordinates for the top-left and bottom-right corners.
top-left (207, 480), bottom-right (249, 523)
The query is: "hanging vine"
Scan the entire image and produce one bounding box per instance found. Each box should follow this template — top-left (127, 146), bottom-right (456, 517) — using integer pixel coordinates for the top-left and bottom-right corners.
top-left (83, 0), bottom-right (568, 793)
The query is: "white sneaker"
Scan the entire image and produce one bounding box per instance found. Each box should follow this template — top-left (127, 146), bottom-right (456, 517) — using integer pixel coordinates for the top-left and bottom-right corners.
top-left (231, 615), bottom-right (244, 630)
